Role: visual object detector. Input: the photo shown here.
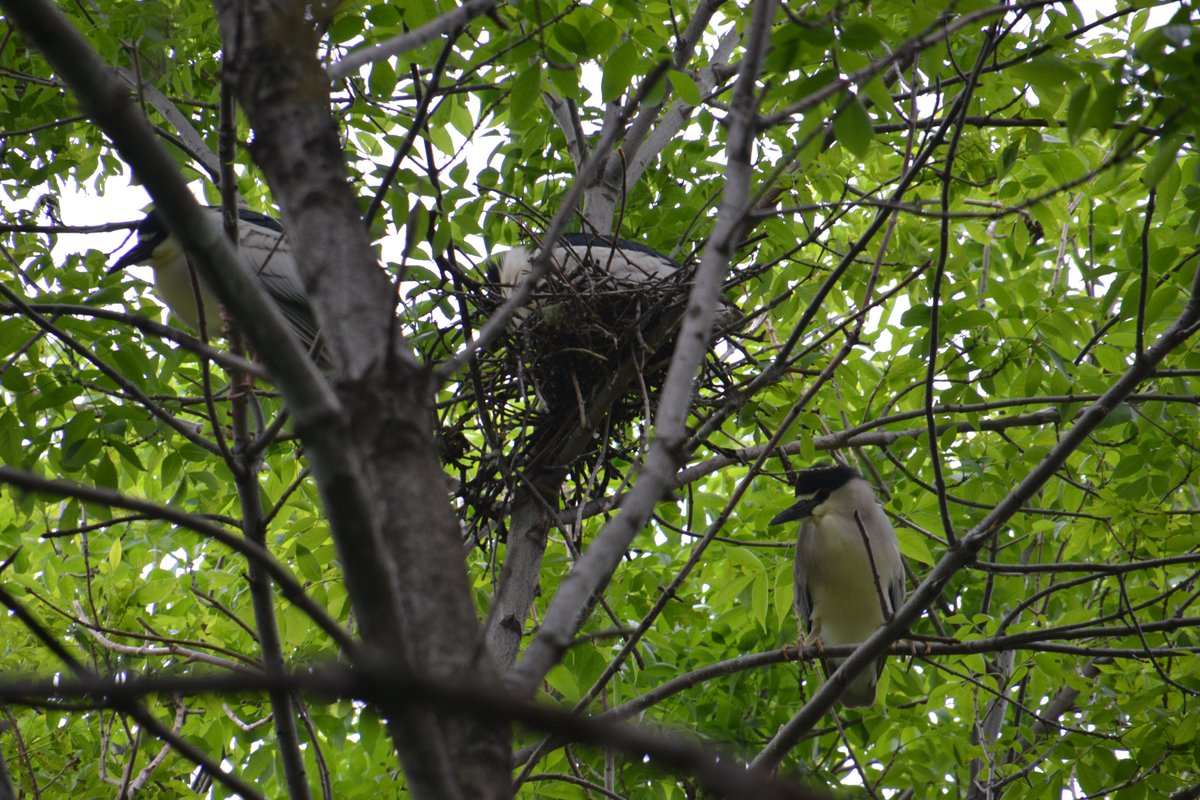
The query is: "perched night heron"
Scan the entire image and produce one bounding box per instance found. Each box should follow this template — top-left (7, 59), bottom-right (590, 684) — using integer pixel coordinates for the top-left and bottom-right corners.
top-left (770, 464), bottom-right (904, 707)
top-left (109, 206), bottom-right (323, 363)
top-left (487, 232), bottom-right (737, 325)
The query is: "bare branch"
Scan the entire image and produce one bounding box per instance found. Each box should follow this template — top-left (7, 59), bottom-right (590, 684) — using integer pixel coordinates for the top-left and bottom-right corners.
top-left (326, 0), bottom-right (498, 82)
top-left (0, 665), bottom-right (827, 800)
top-left (586, 0), bottom-right (733, 229)
top-left (115, 64), bottom-right (221, 178)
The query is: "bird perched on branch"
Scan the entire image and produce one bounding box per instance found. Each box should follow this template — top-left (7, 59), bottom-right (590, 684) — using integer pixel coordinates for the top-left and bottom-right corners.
top-left (770, 464), bottom-right (904, 707)
top-left (109, 206), bottom-right (323, 363)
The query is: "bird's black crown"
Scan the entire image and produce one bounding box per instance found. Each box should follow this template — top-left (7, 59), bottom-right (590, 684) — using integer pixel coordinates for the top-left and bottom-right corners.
top-left (791, 464), bottom-right (858, 495)
top-left (135, 206), bottom-right (284, 238)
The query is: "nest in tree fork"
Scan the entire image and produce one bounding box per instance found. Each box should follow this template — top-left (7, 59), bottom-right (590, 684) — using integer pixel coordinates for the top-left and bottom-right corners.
top-left (449, 258), bottom-right (738, 546)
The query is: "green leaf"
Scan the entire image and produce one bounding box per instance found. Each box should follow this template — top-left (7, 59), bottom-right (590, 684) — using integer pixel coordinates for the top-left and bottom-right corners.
top-left (587, 19), bottom-right (619, 56)
top-left (368, 59), bottom-right (397, 99)
top-left (901, 304), bottom-right (931, 326)
top-left (107, 537), bottom-right (122, 570)
top-left (862, 74), bottom-right (897, 121)
top-left (1065, 83), bottom-right (1091, 144)
top-left (509, 64), bottom-right (542, 125)
top-left (60, 410), bottom-right (100, 472)
top-left (896, 527), bottom-right (935, 566)
top-left (295, 544), bottom-right (323, 582)
top-left (840, 21), bottom-right (882, 51)
top-left (547, 64), bottom-right (582, 100)
top-left (601, 40), bottom-right (639, 103)
top-left (545, 664), bottom-right (579, 699)
top-left (1144, 281), bottom-right (1180, 322)
top-left (1084, 80), bottom-right (1122, 134)
top-left (553, 22), bottom-right (588, 56)
top-left (667, 70), bottom-right (701, 106)
top-left (751, 568), bottom-right (769, 630)
top-left (1142, 133), bottom-right (1185, 188)
top-left (1011, 55), bottom-right (1078, 112)
top-left (1095, 402), bottom-right (1134, 430)
top-left (833, 95), bottom-right (872, 157)
top-left (94, 454), bottom-right (119, 490)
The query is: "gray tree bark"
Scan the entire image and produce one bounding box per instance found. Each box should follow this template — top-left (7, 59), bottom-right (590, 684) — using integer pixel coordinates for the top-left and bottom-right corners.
top-left (210, 2), bottom-right (512, 796)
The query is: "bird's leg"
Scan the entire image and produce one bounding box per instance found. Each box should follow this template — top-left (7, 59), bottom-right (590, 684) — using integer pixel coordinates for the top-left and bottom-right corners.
top-left (906, 639), bottom-right (933, 658)
top-left (220, 310), bottom-right (257, 399)
top-left (801, 617), bottom-right (823, 649)
top-left (794, 622), bottom-right (823, 674)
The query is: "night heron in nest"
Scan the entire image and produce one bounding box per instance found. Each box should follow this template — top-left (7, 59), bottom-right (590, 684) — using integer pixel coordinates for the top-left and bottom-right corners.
top-left (486, 232), bottom-right (737, 325)
top-left (482, 232), bottom-right (737, 413)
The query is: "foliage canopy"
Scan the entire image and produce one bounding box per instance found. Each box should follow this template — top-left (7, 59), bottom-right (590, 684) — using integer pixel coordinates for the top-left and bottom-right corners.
top-left (1, 0), bottom-right (1200, 798)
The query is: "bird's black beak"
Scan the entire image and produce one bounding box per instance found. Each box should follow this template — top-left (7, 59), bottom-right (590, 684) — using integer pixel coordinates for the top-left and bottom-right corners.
top-left (108, 240), bottom-right (154, 274)
top-left (770, 493), bottom-right (826, 525)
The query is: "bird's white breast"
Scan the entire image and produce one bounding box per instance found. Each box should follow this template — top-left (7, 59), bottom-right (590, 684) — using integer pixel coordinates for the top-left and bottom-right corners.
top-left (801, 511), bottom-right (897, 645)
top-left (149, 238), bottom-right (223, 331)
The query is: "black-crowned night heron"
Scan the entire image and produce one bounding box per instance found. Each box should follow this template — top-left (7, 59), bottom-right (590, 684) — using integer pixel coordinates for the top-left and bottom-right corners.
top-left (487, 233), bottom-right (737, 325)
top-left (109, 206), bottom-right (323, 362)
top-left (771, 464), bottom-right (904, 707)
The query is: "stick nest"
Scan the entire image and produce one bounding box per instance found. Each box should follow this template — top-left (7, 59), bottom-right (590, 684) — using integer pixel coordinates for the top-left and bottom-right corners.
top-left (444, 269), bottom-right (739, 549)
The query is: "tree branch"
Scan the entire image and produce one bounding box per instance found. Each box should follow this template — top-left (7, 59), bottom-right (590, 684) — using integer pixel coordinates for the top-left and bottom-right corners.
top-left (507, 0), bottom-right (776, 695)
top-left (0, 665), bottom-right (828, 800)
top-left (326, 0), bottom-right (498, 82)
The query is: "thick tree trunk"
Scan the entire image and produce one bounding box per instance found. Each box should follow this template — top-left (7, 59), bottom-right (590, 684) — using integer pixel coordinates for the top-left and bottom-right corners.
top-left (210, 2), bottom-right (512, 796)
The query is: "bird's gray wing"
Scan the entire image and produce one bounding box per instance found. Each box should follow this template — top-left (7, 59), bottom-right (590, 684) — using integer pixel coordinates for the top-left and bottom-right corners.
top-left (792, 521), bottom-right (814, 636)
top-left (603, 243), bottom-right (680, 283)
top-left (240, 226), bottom-right (306, 305)
top-left (873, 539), bottom-right (906, 682)
top-left (555, 236), bottom-right (681, 285)
top-left (887, 569), bottom-right (905, 618)
top-left (238, 226), bottom-right (322, 352)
